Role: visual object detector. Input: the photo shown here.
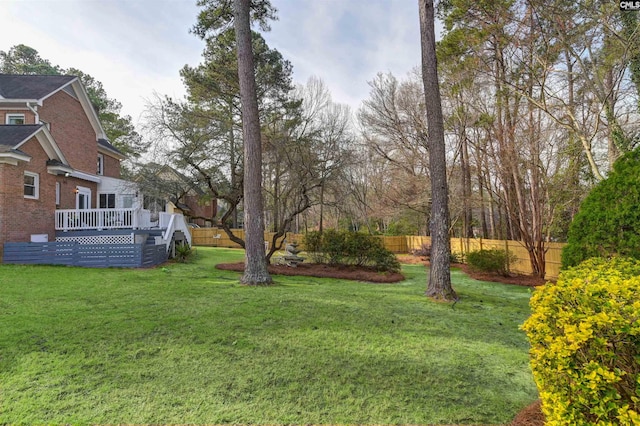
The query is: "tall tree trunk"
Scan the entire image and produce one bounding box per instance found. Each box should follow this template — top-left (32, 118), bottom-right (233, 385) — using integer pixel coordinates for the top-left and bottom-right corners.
top-left (461, 135), bottom-right (473, 237)
top-left (234, 0), bottom-right (272, 285)
top-left (319, 183), bottom-right (325, 233)
top-left (419, 0), bottom-right (457, 301)
top-left (273, 160), bottom-right (280, 232)
top-left (477, 163), bottom-right (489, 238)
top-left (229, 102), bottom-right (239, 229)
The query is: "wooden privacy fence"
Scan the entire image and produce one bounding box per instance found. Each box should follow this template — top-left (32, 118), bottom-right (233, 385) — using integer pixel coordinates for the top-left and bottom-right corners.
top-left (191, 229), bottom-right (564, 279)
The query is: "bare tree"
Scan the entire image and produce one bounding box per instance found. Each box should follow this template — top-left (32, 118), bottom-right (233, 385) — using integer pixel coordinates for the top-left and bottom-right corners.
top-left (358, 72), bottom-right (431, 229)
top-left (234, 0), bottom-right (271, 285)
top-left (419, 0), bottom-right (457, 301)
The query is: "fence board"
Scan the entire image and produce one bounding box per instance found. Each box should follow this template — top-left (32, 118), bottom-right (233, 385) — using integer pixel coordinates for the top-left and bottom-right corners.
top-left (192, 229), bottom-right (304, 250)
top-left (3, 242), bottom-right (167, 268)
top-left (3, 242), bottom-right (76, 265)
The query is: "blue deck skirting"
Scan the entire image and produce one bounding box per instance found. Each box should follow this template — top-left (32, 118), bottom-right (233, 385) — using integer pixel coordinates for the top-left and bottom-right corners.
top-left (2, 242), bottom-right (168, 268)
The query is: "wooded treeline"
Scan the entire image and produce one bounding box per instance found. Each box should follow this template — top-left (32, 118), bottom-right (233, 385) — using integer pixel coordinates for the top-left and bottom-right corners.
top-left (142, 0), bottom-right (639, 278)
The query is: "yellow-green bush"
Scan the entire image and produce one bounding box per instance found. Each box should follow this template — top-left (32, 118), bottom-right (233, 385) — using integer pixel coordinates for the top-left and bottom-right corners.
top-left (521, 257), bottom-right (640, 425)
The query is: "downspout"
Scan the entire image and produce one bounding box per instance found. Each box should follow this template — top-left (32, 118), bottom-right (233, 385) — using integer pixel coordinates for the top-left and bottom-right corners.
top-left (26, 102), bottom-right (40, 125)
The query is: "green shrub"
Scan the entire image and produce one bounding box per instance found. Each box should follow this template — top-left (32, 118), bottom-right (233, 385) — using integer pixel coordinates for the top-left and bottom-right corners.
top-left (521, 257), bottom-right (640, 425)
top-left (174, 243), bottom-right (194, 263)
top-left (303, 231), bottom-right (326, 263)
top-left (450, 251), bottom-right (465, 264)
top-left (303, 230), bottom-right (400, 273)
top-left (466, 249), bottom-right (514, 276)
top-left (562, 149), bottom-right (640, 269)
top-left (322, 229), bottom-right (347, 265)
top-left (303, 231), bottom-right (322, 253)
top-left (368, 244), bottom-right (401, 272)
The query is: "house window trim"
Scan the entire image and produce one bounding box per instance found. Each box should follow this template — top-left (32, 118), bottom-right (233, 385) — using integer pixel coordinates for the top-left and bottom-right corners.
top-left (76, 186), bottom-right (91, 209)
top-left (97, 153), bottom-right (104, 175)
top-left (24, 171), bottom-right (39, 199)
top-left (6, 113), bottom-right (25, 125)
top-left (55, 182), bottom-right (60, 206)
top-left (98, 192), bottom-right (116, 209)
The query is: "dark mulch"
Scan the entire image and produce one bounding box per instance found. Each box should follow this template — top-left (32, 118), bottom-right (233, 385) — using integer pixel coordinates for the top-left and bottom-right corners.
top-left (215, 261), bottom-right (405, 283)
top-left (510, 400), bottom-right (544, 426)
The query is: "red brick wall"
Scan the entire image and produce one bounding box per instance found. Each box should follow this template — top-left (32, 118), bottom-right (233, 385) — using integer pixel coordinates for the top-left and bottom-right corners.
top-left (0, 136), bottom-right (101, 246)
top-left (102, 154), bottom-right (121, 179)
top-left (0, 109), bottom-right (37, 124)
top-left (183, 194), bottom-right (216, 226)
top-left (39, 90), bottom-right (98, 175)
top-left (56, 178), bottom-right (98, 210)
top-left (0, 137), bottom-right (57, 245)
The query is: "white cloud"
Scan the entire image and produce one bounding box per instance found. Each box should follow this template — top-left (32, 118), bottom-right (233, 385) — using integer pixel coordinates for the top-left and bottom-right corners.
top-left (264, 0), bottom-right (421, 110)
top-left (2, 0), bottom-right (203, 122)
top-left (1, 0), bottom-right (430, 126)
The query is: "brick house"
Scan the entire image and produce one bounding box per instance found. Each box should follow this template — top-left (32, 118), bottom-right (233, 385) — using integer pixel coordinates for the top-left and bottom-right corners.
top-left (0, 74), bottom-right (190, 264)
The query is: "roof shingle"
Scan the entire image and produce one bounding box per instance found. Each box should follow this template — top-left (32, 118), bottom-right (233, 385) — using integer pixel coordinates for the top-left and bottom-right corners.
top-left (0, 74), bottom-right (76, 100)
top-left (0, 124), bottom-right (43, 150)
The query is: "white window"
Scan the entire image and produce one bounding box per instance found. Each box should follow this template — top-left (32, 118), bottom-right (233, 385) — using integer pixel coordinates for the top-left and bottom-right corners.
top-left (99, 193), bottom-right (116, 209)
top-left (121, 194), bottom-right (134, 209)
top-left (55, 182), bottom-right (60, 205)
top-left (24, 172), bottom-right (39, 199)
top-left (6, 114), bottom-right (25, 125)
top-left (97, 153), bottom-right (104, 175)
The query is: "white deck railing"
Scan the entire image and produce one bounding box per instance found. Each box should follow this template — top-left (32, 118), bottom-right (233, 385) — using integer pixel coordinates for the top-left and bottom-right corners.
top-left (55, 208), bottom-right (192, 253)
top-left (159, 212), bottom-right (192, 249)
top-left (55, 208), bottom-right (140, 231)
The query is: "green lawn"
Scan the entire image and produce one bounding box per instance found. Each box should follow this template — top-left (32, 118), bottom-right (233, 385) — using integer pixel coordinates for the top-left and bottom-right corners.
top-left (0, 247), bottom-right (537, 424)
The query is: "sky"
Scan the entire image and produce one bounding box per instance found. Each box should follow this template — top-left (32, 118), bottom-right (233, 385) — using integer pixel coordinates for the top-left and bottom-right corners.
top-left (2, 0), bottom-right (427, 128)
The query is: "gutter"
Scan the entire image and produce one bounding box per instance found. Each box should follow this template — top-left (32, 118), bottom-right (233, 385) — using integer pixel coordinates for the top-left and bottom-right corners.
top-left (26, 102), bottom-right (39, 124)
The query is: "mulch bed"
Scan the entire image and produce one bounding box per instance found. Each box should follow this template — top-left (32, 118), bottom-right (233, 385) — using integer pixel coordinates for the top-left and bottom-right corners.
top-left (215, 261), bottom-right (405, 283)
top-left (510, 400), bottom-right (544, 426)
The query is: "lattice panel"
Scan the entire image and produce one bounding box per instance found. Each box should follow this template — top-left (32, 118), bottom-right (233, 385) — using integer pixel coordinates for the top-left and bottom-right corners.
top-left (56, 234), bottom-right (134, 245)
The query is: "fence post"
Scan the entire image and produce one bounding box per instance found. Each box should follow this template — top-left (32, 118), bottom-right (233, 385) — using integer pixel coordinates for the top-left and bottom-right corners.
top-left (505, 238), bottom-right (510, 271)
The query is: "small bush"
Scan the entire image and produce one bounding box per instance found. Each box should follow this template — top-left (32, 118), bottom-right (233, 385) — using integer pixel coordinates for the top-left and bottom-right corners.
top-left (412, 243), bottom-right (431, 258)
top-left (174, 243), bottom-right (194, 263)
top-left (322, 229), bottom-right (347, 265)
top-left (521, 257), bottom-right (640, 425)
top-left (303, 231), bottom-right (322, 253)
top-left (303, 231), bottom-right (326, 263)
top-left (466, 249), bottom-right (514, 276)
top-left (368, 244), bottom-right (401, 272)
top-left (450, 251), bottom-right (465, 264)
top-left (303, 230), bottom-right (400, 273)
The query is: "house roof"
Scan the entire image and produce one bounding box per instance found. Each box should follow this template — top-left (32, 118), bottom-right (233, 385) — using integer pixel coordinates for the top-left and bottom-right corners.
top-left (0, 74), bottom-right (76, 100)
top-left (98, 138), bottom-right (125, 159)
top-left (0, 124), bottom-right (70, 168)
top-left (0, 124), bottom-right (43, 150)
top-left (0, 74), bottom-right (109, 142)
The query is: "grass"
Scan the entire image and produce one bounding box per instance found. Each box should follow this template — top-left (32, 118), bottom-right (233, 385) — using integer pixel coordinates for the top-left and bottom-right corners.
top-left (0, 247), bottom-right (538, 424)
